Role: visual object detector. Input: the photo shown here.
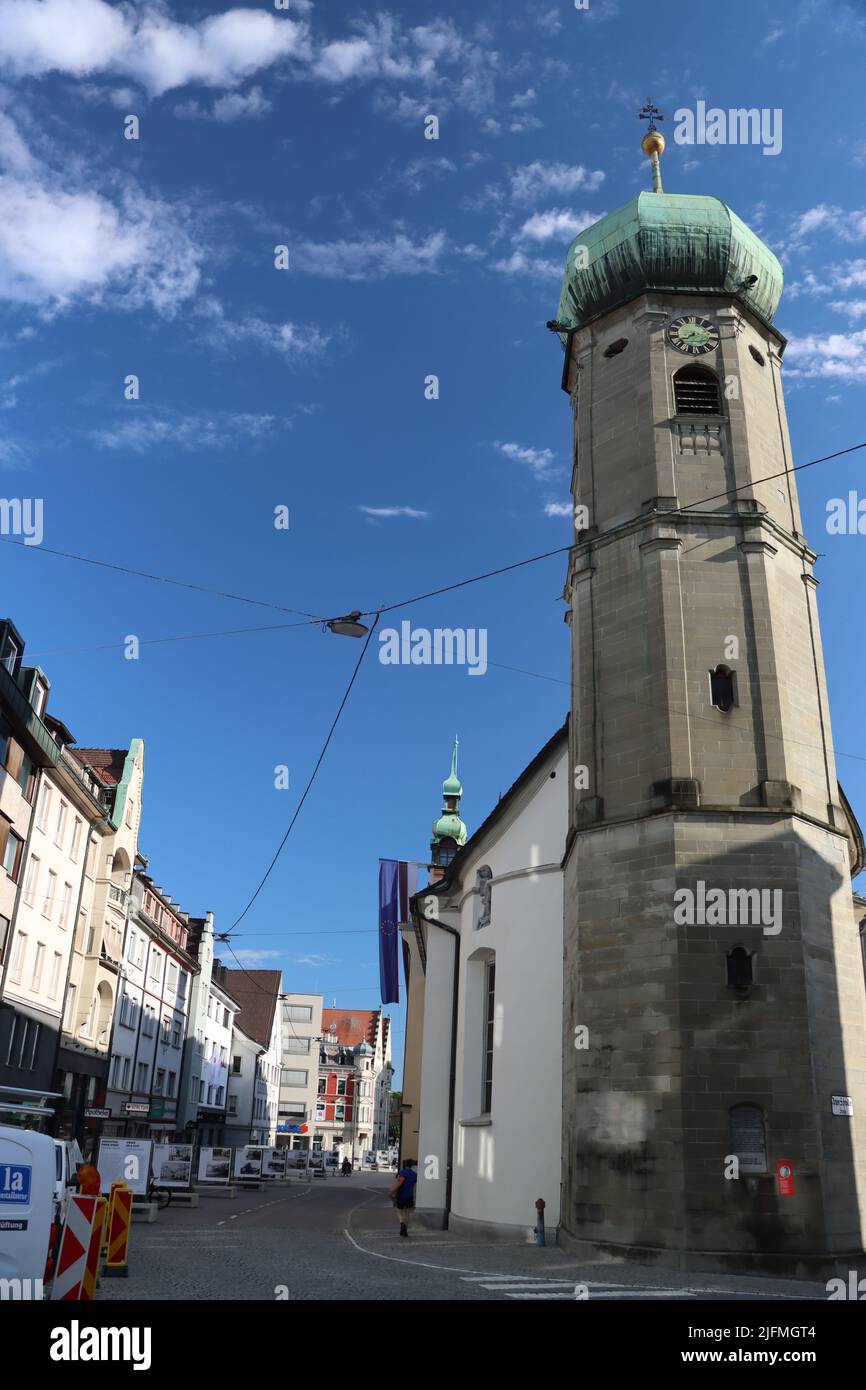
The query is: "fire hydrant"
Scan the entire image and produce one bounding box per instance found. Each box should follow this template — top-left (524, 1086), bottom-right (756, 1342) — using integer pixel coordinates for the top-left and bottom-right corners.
top-left (535, 1197), bottom-right (546, 1246)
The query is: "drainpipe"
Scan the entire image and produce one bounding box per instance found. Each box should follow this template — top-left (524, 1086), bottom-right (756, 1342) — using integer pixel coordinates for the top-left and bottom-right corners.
top-left (411, 894), bottom-right (460, 1230)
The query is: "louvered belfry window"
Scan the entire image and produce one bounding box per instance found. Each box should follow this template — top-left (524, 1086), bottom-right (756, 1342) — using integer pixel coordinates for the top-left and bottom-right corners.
top-left (674, 366), bottom-right (721, 415)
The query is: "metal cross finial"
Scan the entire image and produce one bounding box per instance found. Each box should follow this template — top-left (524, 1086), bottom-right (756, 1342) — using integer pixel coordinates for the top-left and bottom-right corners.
top-left (637, 98), bottom-right (666, 134)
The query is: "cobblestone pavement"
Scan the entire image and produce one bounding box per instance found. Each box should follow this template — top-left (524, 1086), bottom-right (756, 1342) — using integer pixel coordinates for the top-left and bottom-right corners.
top-left (97, 1173), bottom-right (831, 1302)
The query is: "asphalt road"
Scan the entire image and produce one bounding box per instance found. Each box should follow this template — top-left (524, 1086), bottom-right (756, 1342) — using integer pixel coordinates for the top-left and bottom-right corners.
top-left (95, 1172), bottom-right (832, 1302)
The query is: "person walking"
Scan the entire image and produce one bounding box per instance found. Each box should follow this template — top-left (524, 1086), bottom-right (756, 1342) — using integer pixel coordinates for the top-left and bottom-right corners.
top-left (389, 1158), bottom-right (417, 1237)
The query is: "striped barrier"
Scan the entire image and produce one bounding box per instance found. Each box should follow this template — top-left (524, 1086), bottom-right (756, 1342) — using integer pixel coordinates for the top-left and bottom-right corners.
top-left (81, 1195), bottom-right (108, 1301)
top-left (51, 1194), bottom-right (98, 1301)
top-left (104, 1181), bottom-right (133, 1277)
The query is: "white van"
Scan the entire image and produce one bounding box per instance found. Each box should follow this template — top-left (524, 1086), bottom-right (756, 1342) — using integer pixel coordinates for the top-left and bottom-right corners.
top-left (0, 1124), bottom-right (56, 1299)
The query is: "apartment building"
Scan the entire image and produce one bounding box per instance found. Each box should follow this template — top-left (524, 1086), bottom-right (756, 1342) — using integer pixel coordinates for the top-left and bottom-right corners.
top-left (0, 618), bottom-right (111, 1109)
top-left (319, 1008), bottom-right (393, 1156)
top-left (54, 742), bottom-right (144, 1146)
top-left (277, 992), bottom-right (322, 1150)
top-left (223, 970), bottom-right (281, 1147)
top-left (103, 873), bottom-right (198, 1141)
top-left (178, 912), bottom-right (241, 1147)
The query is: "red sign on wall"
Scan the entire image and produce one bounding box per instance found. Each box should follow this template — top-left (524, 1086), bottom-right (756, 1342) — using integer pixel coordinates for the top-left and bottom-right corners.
top-left (776, 1160), bottom-right (795, 1197)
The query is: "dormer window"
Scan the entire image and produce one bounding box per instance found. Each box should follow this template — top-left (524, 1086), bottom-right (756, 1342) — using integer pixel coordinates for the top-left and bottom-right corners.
top-left (674, 366), bottom-right (721, 416)
top-left (1, 635), bottom-right (19, 675)
top-left (32, 681), bottom-right (46, 717)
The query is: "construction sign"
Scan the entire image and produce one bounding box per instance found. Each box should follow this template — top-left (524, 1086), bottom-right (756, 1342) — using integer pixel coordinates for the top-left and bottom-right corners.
top-left (51, 1194), bottom-right (98, 1301)
top-left (81, 1195), bottom-right (107, 1301)
top-left (104, 1181), bottom-right (133, 1277)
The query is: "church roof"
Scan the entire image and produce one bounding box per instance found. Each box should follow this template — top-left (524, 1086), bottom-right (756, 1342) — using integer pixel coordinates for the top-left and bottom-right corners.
top-left (557, 192), bottom-right (783, 333)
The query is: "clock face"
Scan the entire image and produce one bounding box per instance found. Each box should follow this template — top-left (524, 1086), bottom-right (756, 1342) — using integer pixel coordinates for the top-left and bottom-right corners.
top-left (667, 315), bottom-right (720, 355)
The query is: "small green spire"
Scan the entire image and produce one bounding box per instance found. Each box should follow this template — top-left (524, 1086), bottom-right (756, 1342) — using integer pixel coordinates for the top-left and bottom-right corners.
top-left (442, 736), bottom-right (462, 799)
top-left (431, 736), bottom-right (467, 860)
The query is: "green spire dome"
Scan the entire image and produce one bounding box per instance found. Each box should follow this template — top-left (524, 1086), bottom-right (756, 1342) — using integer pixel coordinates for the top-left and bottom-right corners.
top-left (431, 737), bottom-right (467, 861)
top-left (556, 193), bottom-right (783, 334)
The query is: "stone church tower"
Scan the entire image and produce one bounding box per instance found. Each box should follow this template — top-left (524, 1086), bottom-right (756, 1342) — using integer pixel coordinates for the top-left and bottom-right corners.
top-left (557, 123), bottom-right (866, 1271)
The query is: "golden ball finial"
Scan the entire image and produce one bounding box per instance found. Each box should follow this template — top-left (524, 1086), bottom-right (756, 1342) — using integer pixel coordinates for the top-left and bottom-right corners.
top-left (641, 130), bottom-right (665, 158)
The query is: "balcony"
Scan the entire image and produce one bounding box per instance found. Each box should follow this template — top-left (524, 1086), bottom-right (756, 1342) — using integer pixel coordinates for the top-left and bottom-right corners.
top-left (108, 883), bottom-right (128, 909)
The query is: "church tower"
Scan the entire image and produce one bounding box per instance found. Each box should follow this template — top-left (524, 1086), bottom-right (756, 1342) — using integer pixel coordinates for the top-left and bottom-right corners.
top-left (558, 112), bottom-right (866, 1269)
top-left (429, 738), bottom-right (467, 883)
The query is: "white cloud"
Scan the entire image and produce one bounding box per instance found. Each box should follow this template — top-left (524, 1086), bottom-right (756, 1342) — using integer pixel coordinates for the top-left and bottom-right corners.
top-left (829, 299), bottom-right (866, 320)
top-left (196, 305), bottom-right (331, 360)
top-left (0, 0), bottom-right (310, 97)
top-left (294, 954), bottom-right (337, 967)
top-left (229, 949), bottom-right (284, 965)
top-left (544, 501), bottom-right (572, 517)
top-left (0, 175), bottom-right (203, 313)
top-left (174, 85), bottom-right (271, 122)
top-left (90, 409), bottom-right (288, 452)
top-left (790, 204), bottom-right (866, 244)
top-left (397, 156), bottom-right (457, 194)
top-left (509, 162), bottom-right (605, 202)
top-left (784, 327), bottom-right (866, 380)
top-left (294, 230), bottom-right (448, 280)
top-left (495, 440), bottom-right (558, 479)
top-left (511, 87), bottom-right (537, 109)
top-left (762, 25), bottom-right (785, 43)
top-left (358, 505), bottom-right (429, 519)
top-left (518, 208), bottom-right (599, 242)
top-left (492, 250), bottom-right (560, 279)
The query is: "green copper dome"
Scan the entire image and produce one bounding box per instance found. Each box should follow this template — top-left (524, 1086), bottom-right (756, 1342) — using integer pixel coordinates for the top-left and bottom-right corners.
top-left (557, 192), bottom-right (783, 332)
top-left (442, 736), bottom-right (462, 799)
top-left (431, 737), bottom-right (467, 855)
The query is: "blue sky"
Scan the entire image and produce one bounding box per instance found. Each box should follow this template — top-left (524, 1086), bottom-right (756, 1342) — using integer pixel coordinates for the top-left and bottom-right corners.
top-left (2, 0), bottom-right (866, 1082)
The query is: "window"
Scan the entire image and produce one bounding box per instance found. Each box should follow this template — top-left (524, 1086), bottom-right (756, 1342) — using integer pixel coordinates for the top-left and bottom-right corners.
top-left (317, 1077), bottom-right (326, 1094)
top-left (121, 1057), bottom-right (131, 1088)
top-left (1, 823), bottom-right (24, 880)
top-left (728, 1104), bottom-right (767, 1174)
top-left (32, 681), bottom-right (46, 716)
top-left (43, 870), bottom-right (57, 919)
top-left (673, 365), bottom-right (721, 415)
top-left (171, 1020), bottom-right (181, 1048)
top-left (48, 951), bottom-right (62, 999)
top-left (142, 1004), bottom-right (156, 1037)
top-left (749, 345), bottom-right (766, 366)
top-left (167, 1071), bottom-right (176, 1097)
top-left (23, 855), bottom-right (39, 906)
top-left (337, 1078), bottom-right (346, 1096)
top-left (30, 942), bottom-right (46, 992)
top-left (110, 1054), bottom-right (122, 1088)
top-left (281, 1068), bottom-right (308, 1088)
top-left (710, 665), bottom-right (737, 713)
top-left (161, 1015), bottom-right (172, 1044)
top-left (61, 883), bottom-right (73, 931)
top-left (482, 961), bottom-right (495, 1115)
top-left (726, 946), bottom-right (754, 990)
top-left (207, 1084), bottom-right (213, 1105)
top-left (9, 931), bottom-right (27, 984)
top-left (231, 1055), bottom-right (242, 1075)
top-left (283, 1004), bottom-right (312, 1022)
top-left (136, 1062), bottom-right (148, 1092)
top-left (603, 337), bottom-right (629, 358)
top-left (1, 635), bottom-right (19, 673)
top-left (154, 1069), bottom-right (165, 1095)
top-left (54, 800), bottom-right (68, 847)
top-left (228, 1095), bottom-right (238, 1115)
top-left (282, 1035), bottom-right (311, 1055)
top-left (167, 962), bottom-right (178, 995)
top-left (36, 785), bottom-right (51, 831)
top-left (71, 818), bottom-right (82, 862)
top-left (215, 1085), bottom-right (223, 1106)
top-left (63, 983), bottom-right (76, 1031)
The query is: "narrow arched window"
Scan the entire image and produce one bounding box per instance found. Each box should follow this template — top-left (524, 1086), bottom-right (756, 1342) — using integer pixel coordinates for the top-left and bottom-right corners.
top-left (710, 665), bottom-right (736, 712)
top-left (728, 1104), bottom-right (767, 1173)
top-left (726, 946), bottom-right (753, 990)
top-left (674, 366), bottom-right (721, 415)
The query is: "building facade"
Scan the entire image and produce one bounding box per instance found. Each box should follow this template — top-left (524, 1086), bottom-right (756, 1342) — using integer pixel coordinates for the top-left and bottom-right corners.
top-left (104, 873), bottom-right (197, 1141)
top-left (54, 742), bottom-right (144, 1146)
top-left (278, 992), bottom-right (322, 1149)
top-left (224, 969), bottom-right (281, 1147)
top-left (178, 917), bottom-right (240, 1147)
top-left (317, 1008), bottom-right (392, 1157)
top-left (405, 731), bottom-right (567, 1236)
top-left (556, 137), bottom-right (866, 1269)
top-left (0, 619), bottom-right (112, 1113)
